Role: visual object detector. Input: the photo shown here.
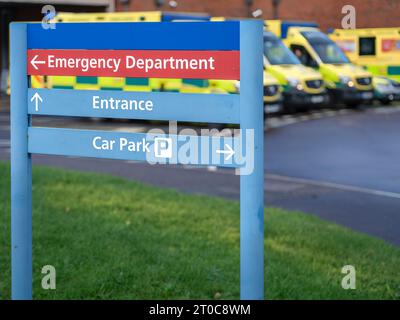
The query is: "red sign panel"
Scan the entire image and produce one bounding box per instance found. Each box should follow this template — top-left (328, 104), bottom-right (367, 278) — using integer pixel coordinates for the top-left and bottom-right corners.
top-left (27, 49), bottom-right (240, 80)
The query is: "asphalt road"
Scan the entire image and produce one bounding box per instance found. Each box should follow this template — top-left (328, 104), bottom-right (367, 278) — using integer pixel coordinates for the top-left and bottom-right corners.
top-left (266, 108), bottom-right (400, 193)
top-left (1, 96), bottom-right (400, 245)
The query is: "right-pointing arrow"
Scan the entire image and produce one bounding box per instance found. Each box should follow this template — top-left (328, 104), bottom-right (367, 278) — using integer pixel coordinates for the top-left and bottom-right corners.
top-left (216, 144), bottom-right (235, 160)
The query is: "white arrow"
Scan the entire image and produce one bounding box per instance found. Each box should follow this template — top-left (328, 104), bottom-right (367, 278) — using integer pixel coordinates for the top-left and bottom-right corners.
top-left (30, 54), bottom-right (46, 70)
top-left (216, 144), bottom-right (235, 160)
top-left (30, 92), bottom-right (43, 111)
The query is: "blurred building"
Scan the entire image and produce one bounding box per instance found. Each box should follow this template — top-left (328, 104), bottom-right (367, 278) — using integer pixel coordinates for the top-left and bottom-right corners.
top-left (0, 0), bottom-right (113, 92)
top-left (116, 0), bottom-right (400, 31)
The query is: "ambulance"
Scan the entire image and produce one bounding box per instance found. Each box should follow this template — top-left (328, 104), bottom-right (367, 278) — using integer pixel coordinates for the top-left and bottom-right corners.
top-left (29, 11), bottom-right (286, 119)
top-left (372, 76), bottom-right (400, 105)
top-left (329, 28), bottom-right (400, 82)
top-left (262, 73), bottom-right (284, 115)
top-left (267, 20), bottom-right (374, 107)
top-left (329, 28), bottom-right (400, 104)
top-left (209, 17), bottom-right (283, 116)
top-left (44, 11), bottom-right (216, 94)
top-left (263, 30), bottom-right (328, 112)
top-left (38, 11), bottom-right (285, 117)
top-left (210, 73), bottom-right (283, 116)
top-left (212, 17), bottom-right (326, 113)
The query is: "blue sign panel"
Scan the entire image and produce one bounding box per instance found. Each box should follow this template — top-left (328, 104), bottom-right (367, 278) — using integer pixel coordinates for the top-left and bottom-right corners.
top-left (28, 88), bottom-right (240, 123)
top-left (27, 22), bottom-right (240, 50)
top-left (28, 128), bottom-right (241, 168)
top-left (10, 21), bottom-right (264, 300)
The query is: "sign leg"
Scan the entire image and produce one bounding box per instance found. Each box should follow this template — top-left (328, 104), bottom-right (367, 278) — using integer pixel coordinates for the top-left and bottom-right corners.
top-left (10, 23), bottom-right (32, 300)
top-left (239, 21), bottom-right (264, 300)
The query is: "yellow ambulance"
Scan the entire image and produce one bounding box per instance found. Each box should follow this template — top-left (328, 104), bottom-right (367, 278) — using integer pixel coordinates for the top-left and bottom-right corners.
top-left (212, 17), bottom-right (326, 113)
top-left (263, 72), bottom-right (283, 115)
top-left (329, 28), bottom-right (400, 104)
top-left (329, 28), bottom-right (400, 82)
top-left (268, 20), bottom-right (374, 107)
top-left (36, 12), bottom-right (285, 117)
top-left (263, 30), bottom-right (328, 112)
top-left (45, 11), bottom-right (216, 94)
top-left (210, 71), bottom-right (283, 116)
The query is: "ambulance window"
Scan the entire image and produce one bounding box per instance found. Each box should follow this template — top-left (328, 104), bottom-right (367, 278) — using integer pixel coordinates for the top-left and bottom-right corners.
top-left (290, 45), bottom-right (318, 68)
top-left (359, 37), bottom-right (376, 56)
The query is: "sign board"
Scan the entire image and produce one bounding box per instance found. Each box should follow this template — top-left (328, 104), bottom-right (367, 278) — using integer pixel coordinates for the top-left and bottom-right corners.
top-left (10, 21), bottom-right (264, 300)
top-left (28, 49), bottom-right (240, 79)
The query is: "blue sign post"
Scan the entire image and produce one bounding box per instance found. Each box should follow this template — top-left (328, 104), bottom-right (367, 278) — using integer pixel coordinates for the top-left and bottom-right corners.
top-left (10, 20), bottom-right (264, 300)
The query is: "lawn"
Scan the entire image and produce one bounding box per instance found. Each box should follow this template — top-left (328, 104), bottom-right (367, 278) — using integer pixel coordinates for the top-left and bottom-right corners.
top-left (0, 161), bottom-right (399, 299)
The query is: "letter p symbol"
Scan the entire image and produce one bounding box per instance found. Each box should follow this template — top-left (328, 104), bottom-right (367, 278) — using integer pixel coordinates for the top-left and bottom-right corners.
top-left (154, 137), bottom-right (172, 159)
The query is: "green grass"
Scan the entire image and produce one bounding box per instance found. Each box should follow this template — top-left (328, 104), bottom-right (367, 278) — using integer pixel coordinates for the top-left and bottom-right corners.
top-left (0, 161), bottom-right (399, 300)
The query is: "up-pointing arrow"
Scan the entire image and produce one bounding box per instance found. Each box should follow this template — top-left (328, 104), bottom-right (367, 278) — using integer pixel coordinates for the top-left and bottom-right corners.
top-left (30, 92), bottom-right (43, 112)
top-left (30, 54), bottom-right (46, 70)
top-left (216, 144), bottom-right (235, 160)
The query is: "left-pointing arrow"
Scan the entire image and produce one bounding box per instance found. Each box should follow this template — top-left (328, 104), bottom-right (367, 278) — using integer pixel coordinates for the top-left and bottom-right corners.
top-left (30, 92), bottom-right (43, 112)
top-left (30, 54), bottom-right (46, 70)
